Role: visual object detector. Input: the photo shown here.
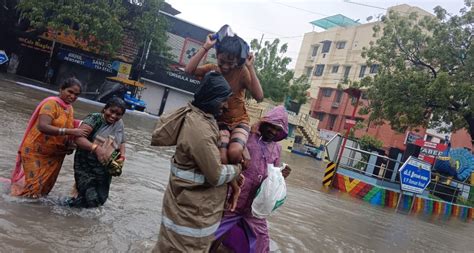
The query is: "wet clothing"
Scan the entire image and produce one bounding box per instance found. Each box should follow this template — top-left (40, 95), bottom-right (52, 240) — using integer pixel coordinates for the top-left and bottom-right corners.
top-left (214, 106), bottom-right (289, 253)
top-left (9, 97), bottom-right (75, 197)
top-left (194, 64), bottom-right (252, 128)
top-left (151, 103), bottom-right (241, 252)
top-left (69, 113), bottom-right (125, 208)
top-left (218, 122), bottom-right (250, 149)
top-left (192, 71), bottom-right (233, 117)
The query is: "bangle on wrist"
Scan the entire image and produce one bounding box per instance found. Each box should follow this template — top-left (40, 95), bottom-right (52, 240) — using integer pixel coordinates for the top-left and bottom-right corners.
top-left (202, 46), bottom-right (210, 51)
top-left (91, 144), bottom-right (98, 153)
top-left (58, 128), bottom-right (66, 136)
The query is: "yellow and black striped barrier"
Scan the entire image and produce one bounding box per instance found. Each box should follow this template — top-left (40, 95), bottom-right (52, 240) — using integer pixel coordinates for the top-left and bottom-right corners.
top-left (322, 162), bottom-right (336, 186)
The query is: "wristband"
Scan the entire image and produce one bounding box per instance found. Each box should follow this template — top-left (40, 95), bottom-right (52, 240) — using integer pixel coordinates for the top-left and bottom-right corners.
top-left (202, 46), bottom-right (210, 52)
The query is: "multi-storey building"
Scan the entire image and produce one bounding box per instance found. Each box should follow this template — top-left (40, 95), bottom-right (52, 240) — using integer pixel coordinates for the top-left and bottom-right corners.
top-left (294, 4), bottom-right (471, 150)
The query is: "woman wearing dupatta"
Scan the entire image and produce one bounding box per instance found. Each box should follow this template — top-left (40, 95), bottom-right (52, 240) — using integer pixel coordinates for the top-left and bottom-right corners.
top-left (67, 97), bottom-right (127, 208)
top-left (7, 78), bottom-right (87, 198)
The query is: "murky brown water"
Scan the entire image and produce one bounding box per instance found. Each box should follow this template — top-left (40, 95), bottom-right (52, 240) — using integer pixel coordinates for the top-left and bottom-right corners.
top-left (0, 78), bottom-right (473, 252)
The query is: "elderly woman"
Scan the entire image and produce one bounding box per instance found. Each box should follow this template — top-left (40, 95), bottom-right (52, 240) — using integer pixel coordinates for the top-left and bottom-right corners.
top-left (8, 77), bottom-right (87, 198)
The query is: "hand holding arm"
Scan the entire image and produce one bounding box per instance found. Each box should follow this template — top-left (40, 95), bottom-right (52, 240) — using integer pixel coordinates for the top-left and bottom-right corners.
top-left (37, 115), bottom-right (87, 137)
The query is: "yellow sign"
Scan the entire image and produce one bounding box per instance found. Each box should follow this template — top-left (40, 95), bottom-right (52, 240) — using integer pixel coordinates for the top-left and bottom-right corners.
top-left (18, 37), bottom-right (52, 53)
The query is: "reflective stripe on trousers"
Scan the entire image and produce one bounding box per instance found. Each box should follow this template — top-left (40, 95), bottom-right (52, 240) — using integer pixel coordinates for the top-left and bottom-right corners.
top-left (162, 215), bottom-right (220, 238)
top-left (170, 164), bottom-right (205, 184)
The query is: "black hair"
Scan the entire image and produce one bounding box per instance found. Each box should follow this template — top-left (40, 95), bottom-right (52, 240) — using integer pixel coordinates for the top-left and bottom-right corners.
top-left (216, 36), bottom-right (249, 66)
top-left (60, 77), bottom-right (82, 92)
top-left (216, 36), bottom-right (242, 59)
top-left (104, 97), bottom-right (127, 115)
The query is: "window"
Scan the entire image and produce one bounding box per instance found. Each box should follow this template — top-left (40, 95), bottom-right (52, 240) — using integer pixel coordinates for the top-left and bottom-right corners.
top-left (315, 112), bottom-right (325, 121)
top-left (359, 65), bottom-right (367, 78)
top-left (321, 40), bottom-right (332, 53)
top-left (370, 64), bottom-right (379, 74)
top-left (314, 64), bottom-right (325, 76)
top-left (336, 41), bottom-right (346, 49)
top-left (331, 65), bottom-right (339, 73)
top-left (311, 46), bottom-right (319, 57)
top-left (334, 90), bottom-right (343, 103)
top-left (322, 88), bottom-right (332, 97)
top-left (343, 66), bottom-right (351, 79)
top-left (351, 96), bottom-right (358, 105)
top-left (305, 67), bottom-right (312, 78)
top-left (328, 115), bottom-right (337, 130)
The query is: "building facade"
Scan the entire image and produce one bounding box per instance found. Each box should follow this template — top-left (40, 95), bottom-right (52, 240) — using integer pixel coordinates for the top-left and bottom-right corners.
top-left (141, 11), bottom-right (218, 115)
top-left (293, 5), bottom-right (474, 151)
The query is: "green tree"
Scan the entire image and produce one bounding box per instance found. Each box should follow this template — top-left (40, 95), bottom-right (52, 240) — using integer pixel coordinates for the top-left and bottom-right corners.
top-left (125, 0), bottom-right (170, 61)
top-left (15, 0), bottom-right (169, 58)
top-left (250, 38), bottom-right (294, 102)
top-left (17, 0), bottom-right (125, 54)
top-left (359, 1), bottom-right (473, 146)
top-left (288, 75), bottom-right (311, 105)
top-left (358, 134), bottom-right (384, 151)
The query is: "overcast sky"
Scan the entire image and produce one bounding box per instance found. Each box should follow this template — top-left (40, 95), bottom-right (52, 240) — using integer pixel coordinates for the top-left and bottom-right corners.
top-left (165, 0), bottom-right (467, 68)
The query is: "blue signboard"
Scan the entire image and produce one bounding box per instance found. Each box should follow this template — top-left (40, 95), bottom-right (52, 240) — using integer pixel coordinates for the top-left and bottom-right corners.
top-left (0, 50), bottom-right (9, 65)
top-left (57, 49), bottom-right (114, 73)
top-left (399, 156), bottom-right (432, 194)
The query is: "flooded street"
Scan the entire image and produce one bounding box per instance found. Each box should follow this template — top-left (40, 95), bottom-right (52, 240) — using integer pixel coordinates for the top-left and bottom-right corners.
top-left (0, 78), bottom-right (472, 252)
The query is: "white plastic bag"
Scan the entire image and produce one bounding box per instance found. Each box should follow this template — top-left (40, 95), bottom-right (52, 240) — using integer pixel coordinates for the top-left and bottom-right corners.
top-left (251, 164), bottom-right (287, 219)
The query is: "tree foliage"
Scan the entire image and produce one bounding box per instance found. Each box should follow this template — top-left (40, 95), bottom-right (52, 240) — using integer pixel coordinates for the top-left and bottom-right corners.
top-left (358, 134), bottom-right (384, 151)
top-left (359, 1), bottom-right (473, 145)
top-left (250, 38), bottom-right (294, 102)
top-left (15, 0), bottom-right (168, 57)
top-left (17, 0), bottom-right (125, 54)
top-left (288, 75), bottom-right (311, 105)
top-left (124, 0), bottom-right (169, 57)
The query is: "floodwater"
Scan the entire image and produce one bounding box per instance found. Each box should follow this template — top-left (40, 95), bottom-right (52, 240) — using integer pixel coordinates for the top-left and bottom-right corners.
top-left (0, 78), bottom-right (472, 252)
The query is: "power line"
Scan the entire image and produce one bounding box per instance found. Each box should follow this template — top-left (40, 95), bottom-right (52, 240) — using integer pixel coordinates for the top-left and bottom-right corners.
top-left (343, 0), bottom-right (387, 10)
top-left (267, 35), bottom-right (304, 39)
top-left (272, 1), bottom-right (328, 17)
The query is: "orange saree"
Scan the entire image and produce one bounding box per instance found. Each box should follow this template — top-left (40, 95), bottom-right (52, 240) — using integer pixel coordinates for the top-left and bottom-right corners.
top-left (10, 98), bottom-right (75, 197)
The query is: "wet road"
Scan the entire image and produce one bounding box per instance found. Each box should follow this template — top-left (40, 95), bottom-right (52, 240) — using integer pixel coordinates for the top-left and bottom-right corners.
top-left (0, 78), bottom-right (472, 252)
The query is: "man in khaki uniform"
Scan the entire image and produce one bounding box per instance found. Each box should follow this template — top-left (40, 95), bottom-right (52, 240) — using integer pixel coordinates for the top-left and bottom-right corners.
top-left (151, 72), bottom-right (242, 252)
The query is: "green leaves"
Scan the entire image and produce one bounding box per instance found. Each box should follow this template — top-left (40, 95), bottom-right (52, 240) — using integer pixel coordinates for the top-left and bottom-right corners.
top-left (251, 38), bottom-right (299, 102)
top-left (15, 0), bottom-right (169, 58)
top-left (288, 75), bottom-right (311, 105)
top-left (361, 2), bottom-right (473, 143)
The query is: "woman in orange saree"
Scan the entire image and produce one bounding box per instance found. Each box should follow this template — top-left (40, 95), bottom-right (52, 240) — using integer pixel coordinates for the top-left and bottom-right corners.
top-left (6, 78), bottom-right (87, 198)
